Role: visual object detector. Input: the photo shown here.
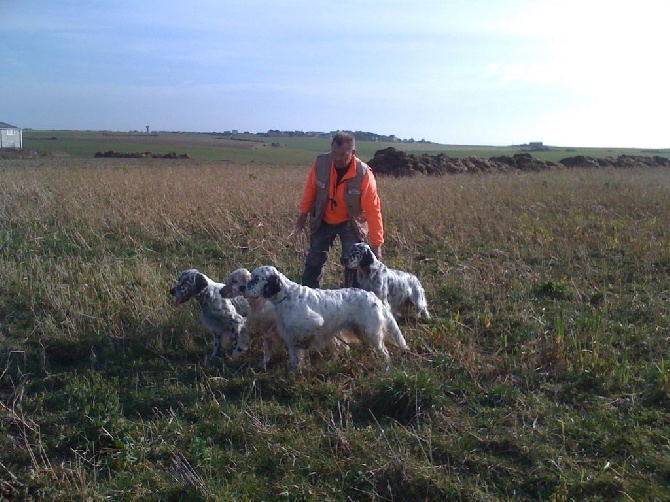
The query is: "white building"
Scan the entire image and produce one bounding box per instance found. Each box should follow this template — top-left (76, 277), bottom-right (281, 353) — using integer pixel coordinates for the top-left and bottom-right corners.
top-left (0, 122), bottom-right (22, 149)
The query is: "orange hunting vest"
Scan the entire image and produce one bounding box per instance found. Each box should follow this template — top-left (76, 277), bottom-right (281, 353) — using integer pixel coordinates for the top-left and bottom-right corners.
top-left (309, 153), bottom-right (369, 241)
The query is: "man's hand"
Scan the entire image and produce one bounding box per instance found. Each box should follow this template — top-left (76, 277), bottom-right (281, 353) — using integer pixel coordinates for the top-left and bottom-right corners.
top-left (370, 245), bottom-right (382, 260)
top-left (295, 212), bottom-right (308, 233)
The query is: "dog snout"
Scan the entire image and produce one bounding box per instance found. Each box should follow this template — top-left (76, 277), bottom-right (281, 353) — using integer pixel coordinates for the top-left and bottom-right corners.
top-left (238, 283), bottom-right (246, 293)
top-left (340, 256), bottom-right (348, 266)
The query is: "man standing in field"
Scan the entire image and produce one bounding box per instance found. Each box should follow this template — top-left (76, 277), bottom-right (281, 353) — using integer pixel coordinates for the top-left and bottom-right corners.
top-left (294, 131), bottom-right (384, 288)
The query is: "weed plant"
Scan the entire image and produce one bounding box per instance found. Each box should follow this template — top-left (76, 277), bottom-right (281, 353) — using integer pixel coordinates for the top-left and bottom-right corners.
top-left (0, 158), bottom-right (668, 500)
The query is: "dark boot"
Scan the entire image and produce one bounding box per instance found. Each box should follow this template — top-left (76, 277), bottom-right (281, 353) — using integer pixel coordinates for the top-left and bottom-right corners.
top-left (301, 264), bottom-right (323, 288)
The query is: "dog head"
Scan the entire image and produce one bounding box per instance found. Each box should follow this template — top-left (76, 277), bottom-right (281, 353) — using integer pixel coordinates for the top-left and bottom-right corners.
top-left (242, 265), bottom-right (283, 300)
top-left (169, 269), bottom-right (208, 307)
top-left (221, 268), bottom-right (252, 298)
top-left (341, 242), bottom-right (376, 270)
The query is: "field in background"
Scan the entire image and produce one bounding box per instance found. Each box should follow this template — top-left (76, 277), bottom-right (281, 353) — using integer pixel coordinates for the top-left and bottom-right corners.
top-left (21, 129), bottom-right (670, 165)
top-left (0, 155), bottom-right (669, 500)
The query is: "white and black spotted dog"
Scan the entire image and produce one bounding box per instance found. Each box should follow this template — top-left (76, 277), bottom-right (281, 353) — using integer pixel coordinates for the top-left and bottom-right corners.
top-left (220, 268), bottom-right (284, 370)
top-left (169, 269), bottom-right (250, 357)
top-left (342, 243), bottom-right (430, 320)
top-left (240, 265), bottom-right (408, 371)
top-left (222, 268), bottom-right (351, 369)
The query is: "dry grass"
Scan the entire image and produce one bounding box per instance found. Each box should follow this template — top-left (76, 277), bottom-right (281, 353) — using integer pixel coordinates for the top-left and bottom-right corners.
top-left (0, 158), bottom-right (668, 500)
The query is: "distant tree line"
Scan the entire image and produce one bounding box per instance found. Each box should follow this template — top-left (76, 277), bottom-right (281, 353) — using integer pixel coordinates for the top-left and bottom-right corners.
top-left (255, 130), bottom-right (430, 143)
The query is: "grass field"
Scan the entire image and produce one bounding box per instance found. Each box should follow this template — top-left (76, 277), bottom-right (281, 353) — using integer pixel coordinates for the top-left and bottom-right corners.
top-left (0, 153), bottom-right (669, 500)
top-left (20, 129), bottom-right (670, 165)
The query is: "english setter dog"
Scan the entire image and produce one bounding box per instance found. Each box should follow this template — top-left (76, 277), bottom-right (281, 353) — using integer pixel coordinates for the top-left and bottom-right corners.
top-left (220, 268), bottom-right (284, 370)
top-left (342, 243), bottom-right (430, 320)
top-left (169, 269), bottom-right (250, 357)
top-left (240, 265), bottom-right (408, 371)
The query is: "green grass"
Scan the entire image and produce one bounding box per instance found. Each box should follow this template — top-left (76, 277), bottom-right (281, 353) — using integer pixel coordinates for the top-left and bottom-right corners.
top-left (0, 155), bottom-right (668, 500)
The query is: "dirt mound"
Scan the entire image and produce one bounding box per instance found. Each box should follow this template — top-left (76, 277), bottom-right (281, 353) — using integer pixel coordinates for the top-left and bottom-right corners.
top-left (367, 147), bottom-right (670, 176)
top-left (558, 154), bottom-right (670, 168)
top-left (94, 150), bottom-right (190, 159)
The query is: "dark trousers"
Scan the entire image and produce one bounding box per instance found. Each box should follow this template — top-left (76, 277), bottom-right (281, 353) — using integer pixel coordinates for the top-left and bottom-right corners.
top-left (301, 221), bottom-right (359, 288)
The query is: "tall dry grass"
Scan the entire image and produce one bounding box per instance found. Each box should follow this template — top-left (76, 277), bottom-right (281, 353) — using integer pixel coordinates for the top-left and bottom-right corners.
top-left (1, 160), bottom-right (668, 361)
top-left (0, 158), bottom-right (668, 500)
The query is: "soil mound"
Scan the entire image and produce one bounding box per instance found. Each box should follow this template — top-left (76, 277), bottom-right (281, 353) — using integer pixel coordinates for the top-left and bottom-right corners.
top-left (367, 147), bottom-right (670, 176)
top-left (94, 150), bottom-right (190, 159)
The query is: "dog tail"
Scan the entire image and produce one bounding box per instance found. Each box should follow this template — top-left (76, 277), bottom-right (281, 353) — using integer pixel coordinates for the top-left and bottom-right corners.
top-left (383, 307), bottom-right (408, 349)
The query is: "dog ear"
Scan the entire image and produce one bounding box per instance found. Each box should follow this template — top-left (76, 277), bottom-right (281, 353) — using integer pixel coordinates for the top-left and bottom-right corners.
top-left (194, 273), bottom-right (208, 293)
top-left (262, 273), bottom-right (282, 298)
top-left (360, 247), bottom-right (375, 268)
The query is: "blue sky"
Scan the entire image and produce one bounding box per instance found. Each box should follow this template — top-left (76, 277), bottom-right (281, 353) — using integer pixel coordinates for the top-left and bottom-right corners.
top-left (2, 0), bottom-right (668, 148)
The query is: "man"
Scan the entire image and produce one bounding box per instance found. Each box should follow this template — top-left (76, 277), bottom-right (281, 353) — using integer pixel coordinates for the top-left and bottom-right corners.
top-left (294, 131), bottom-right (384, 288)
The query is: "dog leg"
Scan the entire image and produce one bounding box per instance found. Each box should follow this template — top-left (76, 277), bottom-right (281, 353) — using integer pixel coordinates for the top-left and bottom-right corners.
top-left (260, 327), bottom-right (279, 370)
top-left (371, 337), bottom-right (391, 369)
top-left (287, 345), bottom-right (303, 372)
top-left (262, 337), bottom-right (271, 371)
top-left (231, 324), bottom-right (242, 358)
top-left (383, 309), bottom-right (409, 350)
top-left (211, 331), bottom-right (220, 357)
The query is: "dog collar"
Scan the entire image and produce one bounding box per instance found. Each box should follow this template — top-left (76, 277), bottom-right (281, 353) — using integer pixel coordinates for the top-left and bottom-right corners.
top-left (274, 292), bottom-right (289, 304)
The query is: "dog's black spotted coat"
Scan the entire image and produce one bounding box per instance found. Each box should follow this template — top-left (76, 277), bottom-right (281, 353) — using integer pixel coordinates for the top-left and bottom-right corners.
top-left (169, 269), bottom-right (249, 357)
top-left (342, 243), bottom-right (430, 319)
top-left (242, 265), bottom-right (408, 371)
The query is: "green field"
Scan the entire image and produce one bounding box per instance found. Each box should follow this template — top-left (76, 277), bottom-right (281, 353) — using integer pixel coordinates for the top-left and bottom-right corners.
top-left (0, 150), bottom-right (668, 500)
top-left (21, 129), bottom-right (670, 165)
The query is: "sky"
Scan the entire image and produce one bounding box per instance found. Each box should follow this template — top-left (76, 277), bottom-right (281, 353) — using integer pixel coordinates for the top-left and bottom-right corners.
top-left (2, 0), bottom-right (669, 148)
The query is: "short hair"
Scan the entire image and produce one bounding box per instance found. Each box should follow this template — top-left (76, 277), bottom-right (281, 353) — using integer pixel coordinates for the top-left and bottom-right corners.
top-left (331, 131), bottom-right (355, 150)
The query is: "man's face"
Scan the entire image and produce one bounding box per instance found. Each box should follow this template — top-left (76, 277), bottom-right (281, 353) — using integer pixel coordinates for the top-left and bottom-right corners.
top-left (331, 142), bottom-right (355, 169)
